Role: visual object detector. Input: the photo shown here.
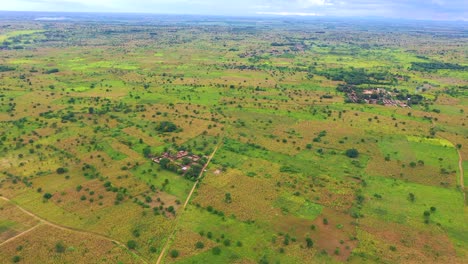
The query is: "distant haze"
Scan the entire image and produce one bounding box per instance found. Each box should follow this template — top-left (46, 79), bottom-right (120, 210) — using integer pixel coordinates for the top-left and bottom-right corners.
top-left (1, 0), bottom-right (467, 21)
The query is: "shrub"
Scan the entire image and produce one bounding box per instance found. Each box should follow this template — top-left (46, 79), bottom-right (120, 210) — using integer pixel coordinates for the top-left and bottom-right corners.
top-left (170, 249), bottom-right (179, 258)
top-left (306, 237), bottom-right (314, 248)
top-left (345, 148), bottom-right (359, 158)
top-left (195, 241), bottom-right (204, 249)
top-left (127, 240), bottom-right (137, 249)
top-left (156, 121), bottom-right (178, 133)
top-left (43, 193), bottom-right (53, 199)
top-left (45, 68), bottom-right (59, 74)
top-left (212, 246), bottom-right (221, 255)
top-left (0, 65), bottom-right (15, 72)
top-left (55, 241), bottom-right (66, 253)
top-left (56, 167), bottom-right (67, 174)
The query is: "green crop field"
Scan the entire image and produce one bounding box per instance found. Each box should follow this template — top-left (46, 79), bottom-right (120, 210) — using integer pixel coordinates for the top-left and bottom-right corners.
top-left (0, 12), bottom-right (467, 264)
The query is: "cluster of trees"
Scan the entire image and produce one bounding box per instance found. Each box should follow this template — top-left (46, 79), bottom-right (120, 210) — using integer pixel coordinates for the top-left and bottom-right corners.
top-left (410, 62), bottom-right (466, 72)
top-left (395, 92), bottom-right (425, 105)
top-left (320, 68), bottom-right (395, 85)
top-left (155, 121), bottom-right (178, 133)
top-left (0, 65), bottom-right (15, 72)
top-left (159, 156), bottom-right (206, 181)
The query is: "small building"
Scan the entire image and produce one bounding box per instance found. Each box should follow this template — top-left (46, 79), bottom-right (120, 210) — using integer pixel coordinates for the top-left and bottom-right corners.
top-left (176, 151), bottom-right (189, 159)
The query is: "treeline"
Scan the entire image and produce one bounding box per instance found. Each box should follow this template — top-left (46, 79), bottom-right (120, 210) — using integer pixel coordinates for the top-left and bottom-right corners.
top-left (320, 68), bottom-right (395, 85)
top-left (410, 62), bottom-right (466, 71)
top-left (0, 65), bottom-right (15, 72)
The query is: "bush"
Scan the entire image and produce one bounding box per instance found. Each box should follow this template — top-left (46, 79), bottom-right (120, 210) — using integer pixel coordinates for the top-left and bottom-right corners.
top-left (345, 148), bottom-right (359, 158)
top-left (56, 167), bottom-right (67, 174)
top-left (45, 68), bottom-right (60, 74)
top-left (212, 246), bottom-right (221, 255)
top-left (55, 241), bottom-right (66, 253)
top-left (170, 249), bottom-right (179, 258)
top-left (156, 121), bottom-right (178, 133)
top-left (127, 240), bottom-right (137, 249)
top-left (195, 241), bottom-right (204, 249)
top-left (12, 256), bottom-right (21, 263)
top-left (43, 193), bottom-right (53, 200)
top-left (306, 237), bottom-right (314, 248)
top-left (0, 65), bottom-right (15, 72)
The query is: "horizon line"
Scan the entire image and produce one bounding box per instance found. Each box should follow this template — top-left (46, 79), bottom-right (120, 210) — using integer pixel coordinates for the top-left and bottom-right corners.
top-left (0, 10), bottom-right (466, 23)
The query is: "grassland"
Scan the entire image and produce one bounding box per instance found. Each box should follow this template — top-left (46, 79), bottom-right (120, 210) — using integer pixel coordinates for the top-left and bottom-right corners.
top-left (0, 14), bottom-right (467, 264)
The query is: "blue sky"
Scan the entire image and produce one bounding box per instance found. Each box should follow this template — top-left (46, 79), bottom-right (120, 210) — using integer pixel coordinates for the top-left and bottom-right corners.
top-left (1, 0), bottom-right (467, 21)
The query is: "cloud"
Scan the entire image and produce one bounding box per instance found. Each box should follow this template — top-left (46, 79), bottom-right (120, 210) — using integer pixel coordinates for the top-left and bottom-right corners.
top-left (0, 0), bottom-right (467, 21)
top-left (256, 11), bottom-right (322, 16)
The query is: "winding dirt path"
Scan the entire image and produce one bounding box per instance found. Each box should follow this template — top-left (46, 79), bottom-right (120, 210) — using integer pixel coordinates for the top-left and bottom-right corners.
top-left (0, 196), bottom-right (148, 263)
top-left (156, 137), bottom-right (223, 264)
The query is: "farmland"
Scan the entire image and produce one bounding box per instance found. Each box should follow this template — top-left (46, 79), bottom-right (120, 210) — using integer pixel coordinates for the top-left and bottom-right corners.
top-left (0, 12), bottom-right (467, 263)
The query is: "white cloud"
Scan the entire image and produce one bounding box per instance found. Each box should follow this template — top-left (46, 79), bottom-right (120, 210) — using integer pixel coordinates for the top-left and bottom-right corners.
top-left (297, 0), bottom-right (333, 7)
top-left (256, 11), bottom-right (322, 16)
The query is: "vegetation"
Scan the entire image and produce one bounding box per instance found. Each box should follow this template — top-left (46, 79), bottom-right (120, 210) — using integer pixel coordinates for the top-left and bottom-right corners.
top-left (0, 13), bottom-right (466, 264)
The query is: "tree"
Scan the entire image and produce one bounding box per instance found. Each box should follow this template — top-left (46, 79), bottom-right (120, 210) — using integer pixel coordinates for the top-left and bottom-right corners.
top-left (306, 237), bottom-right (314, 248)
top-left (170, 249), bottom-right (179, 258)
top-left (195, 241), bottom-right (204, 249)
top-left (127, 240), bottom-right (137, 249)
top-left (159, 158), bottom-right (170, 169)
top-left (156, 121), bottom-right (178, 133)
top-left (55, 241), bottom-right (66, 253)
top-left (181, 157), bottom-right (191, 165)
top-left (56, 167), bottom-right (67, 174)
top-left (345, 148), bottom-right (359, 158)
top-left (212, 247), bottom-right (221, 255)
top-left (224, 193), bottom-right (232, 203)
top-left (187, 163), bottom-right (203, 178)
top-left (143, 146), bottom-right (151, 157)
top-left (43, 193), bottom-right (53, 200)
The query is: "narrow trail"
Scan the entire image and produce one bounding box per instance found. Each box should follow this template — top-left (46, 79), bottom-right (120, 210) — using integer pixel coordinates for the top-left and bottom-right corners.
top-left (456, 148), bottom-right (466, 205)
top-left (431, 120), bottom-right (465, 205)
top-left (0, 196), bottom-right (148, 263)
top-left (0, 223), bottom-right (43, 247)
top-left (156, 137), bottom-right (223, 264)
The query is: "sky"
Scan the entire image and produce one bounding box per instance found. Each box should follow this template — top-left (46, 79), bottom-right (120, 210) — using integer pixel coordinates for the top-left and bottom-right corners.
top-left (1, 0), bottom-right (467, 21)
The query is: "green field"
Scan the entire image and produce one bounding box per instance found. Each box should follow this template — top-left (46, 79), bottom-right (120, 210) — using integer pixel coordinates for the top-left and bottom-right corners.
top-left (0, 14), bottom-right (467, 264)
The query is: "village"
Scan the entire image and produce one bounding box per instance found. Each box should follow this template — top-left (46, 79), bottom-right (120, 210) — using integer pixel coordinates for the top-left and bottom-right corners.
top-left (344, 87), bottom-right (411, 108)
top-left (151, 150), bottom-right (207, 179)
